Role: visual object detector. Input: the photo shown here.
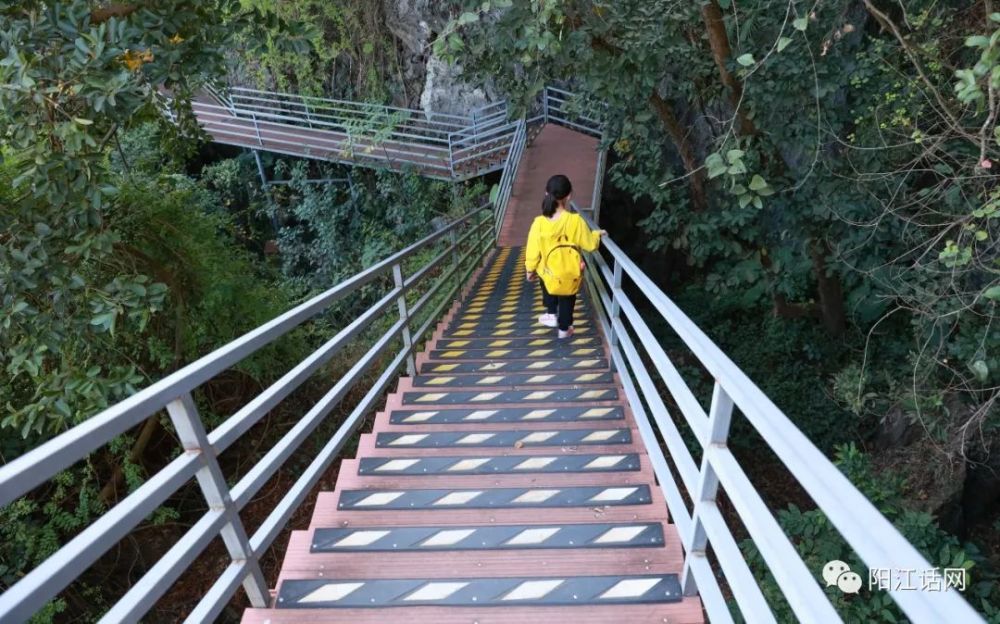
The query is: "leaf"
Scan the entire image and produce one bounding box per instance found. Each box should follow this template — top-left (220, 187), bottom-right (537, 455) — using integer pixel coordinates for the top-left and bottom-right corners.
top-left (793, 17), bottom-right (809, 31)
top-left (984, 285), bottom-right (1000, 300)
top-left (489, 184), bottom-right (500, 205)
top-left (976, 230), bottom-right (988, 241)
top-left (727, 160), bottom-right (748, 175)
top-left (970, 360), bottom-right (989, 382)
top-left (736, 53), bottom-right (755, 67)
top-left (966, 35), bottom-right (991, 48)
top-left (457, 11), bottom-right (480, 26)
top-left (752, 196), bottom-right (763, 209)
top-left (739, 193), bottom-right (752, 208)
top-left (778, 37), bottom-right (793, 52)
top-left (726, 149), bottom-right (745, 164)
top-left (749, 174), bottom-right (768, 191)
top-left (706, 153), bottom-right (728, 179)
top-left (73, 117), bottom-right (93, 126)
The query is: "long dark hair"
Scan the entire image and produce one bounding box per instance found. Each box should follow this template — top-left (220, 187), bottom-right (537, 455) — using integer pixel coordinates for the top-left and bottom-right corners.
top-left (542, 174), bottom-right (572, 217)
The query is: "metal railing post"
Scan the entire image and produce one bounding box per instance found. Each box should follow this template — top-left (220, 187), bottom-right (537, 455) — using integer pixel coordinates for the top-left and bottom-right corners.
top-left (609, 258), bottom-right (623, 348)
top-left (542, 87), bottom-right (549, 124)
top-left (681, 382), bottom-right (735, 596)
top-left (252, 150), bottom-right (267, 187)
top-left (392, 264), bottom-right (417, 377)
top-left (251, 112), bottom-right (263, 147)
top-left (448, 132), bottom-right (457, 178)
top-left (165, 393), bottom-right (270, 608)
top-left (591, 146), bottom-right (607, 224)
top-left (449, 227), bottom-right (460, 280)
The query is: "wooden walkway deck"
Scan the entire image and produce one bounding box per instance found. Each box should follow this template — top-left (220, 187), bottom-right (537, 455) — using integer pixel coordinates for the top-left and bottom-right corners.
top-left (239, 124), bottom-right (700, 623)
top-left (499, 124), bottom-right (601, 246)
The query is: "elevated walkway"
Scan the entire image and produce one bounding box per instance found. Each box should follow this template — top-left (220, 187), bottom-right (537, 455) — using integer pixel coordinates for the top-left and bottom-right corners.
top-left (184, 87), bottom-right (515, 181)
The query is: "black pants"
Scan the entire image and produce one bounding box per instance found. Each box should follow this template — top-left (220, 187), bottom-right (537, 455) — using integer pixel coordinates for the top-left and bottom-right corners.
top-left (540, 280), bottom-right (576, 331)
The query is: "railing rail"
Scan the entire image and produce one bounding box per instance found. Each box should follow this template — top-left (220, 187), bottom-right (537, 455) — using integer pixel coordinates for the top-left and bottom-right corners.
top-left (0, 205), bottom-right (495, 624)
top-left (578, 214), bottom-right (985, 624)
top-left (493, 119), bottom-right (527, 236)
top-left (529, 86), bottom-right (605, 137)
top-left (185, 85), bottom-right (515, 181)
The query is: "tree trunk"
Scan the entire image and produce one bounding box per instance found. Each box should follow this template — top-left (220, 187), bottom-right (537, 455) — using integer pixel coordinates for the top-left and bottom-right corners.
top-left (701, 0), bottom-right (757, 136)
top-left (811, 240), bottom-right (847, 337)
top-left (759, 247), bottom-right (819, 319)
top-left (648, 93), bottom-right (708, 212)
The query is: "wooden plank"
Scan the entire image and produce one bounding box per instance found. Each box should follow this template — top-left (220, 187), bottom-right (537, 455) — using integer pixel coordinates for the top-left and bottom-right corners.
top-left (499, 125), bottom-right (600, 246)
top-left (241, 602), bottom-right (705, 624)
top-left (354, 433), bottom-right (643, 458)
top-left (333, 459), bottom-right (656, 489)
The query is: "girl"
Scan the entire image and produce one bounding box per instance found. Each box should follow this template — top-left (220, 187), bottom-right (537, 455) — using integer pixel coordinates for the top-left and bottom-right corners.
top-left (524, 174), bottom-right (606, 338)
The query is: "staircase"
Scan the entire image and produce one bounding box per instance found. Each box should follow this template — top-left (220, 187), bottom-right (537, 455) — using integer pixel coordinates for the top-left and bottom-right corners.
top-left (240, 246), bottom-right (703, 623)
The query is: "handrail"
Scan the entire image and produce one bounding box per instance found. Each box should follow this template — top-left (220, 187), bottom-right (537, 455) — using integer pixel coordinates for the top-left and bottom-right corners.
top-left (0, 205), bottom-right (495, 623)
top-left (535, 86), bottom-right (605, 137)
top-left (579, 214), bottom-right (985, 624)
top-left (493, 119), bottom-right (527, 236)
top-left (187, 85), bottom-right (516, 181)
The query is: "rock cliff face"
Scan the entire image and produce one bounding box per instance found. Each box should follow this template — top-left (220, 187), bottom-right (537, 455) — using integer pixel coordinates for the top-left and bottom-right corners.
top-left (383, 0), bottom-right (494, 115)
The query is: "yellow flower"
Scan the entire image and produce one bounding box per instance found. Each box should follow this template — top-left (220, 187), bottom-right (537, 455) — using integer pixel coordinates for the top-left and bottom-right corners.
top-left (169, 33), bottom-right (183, 44)
top-left (120, 48), bottom-right (154, 71)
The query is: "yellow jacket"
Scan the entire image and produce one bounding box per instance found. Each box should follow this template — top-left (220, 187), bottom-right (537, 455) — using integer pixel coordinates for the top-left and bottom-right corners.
top-left (524, 211), bottom-right (601, 273)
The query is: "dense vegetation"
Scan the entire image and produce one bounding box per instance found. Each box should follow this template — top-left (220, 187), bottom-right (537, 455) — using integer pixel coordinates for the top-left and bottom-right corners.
top-left (1, 0), bottom-right (997, 622)
top-left (0, 2), bottom-right (479, 620)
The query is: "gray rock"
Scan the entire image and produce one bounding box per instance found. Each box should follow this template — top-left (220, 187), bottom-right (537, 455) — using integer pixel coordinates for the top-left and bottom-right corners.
top-left (383, 0), bottom-right (497, 116)
top-left (420, 56), bottom-right (491, 117)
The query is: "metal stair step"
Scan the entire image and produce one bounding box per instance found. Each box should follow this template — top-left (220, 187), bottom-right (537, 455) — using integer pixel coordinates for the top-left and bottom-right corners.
top-left (426, 346), bottom-right (604, 361)
top-left (412, 371), bottom-right (612, 388)
top-left (402, 387), bottom-right (617, 404)
top-left (356, 453), bottom-right (643, 476)
top-left (387, 406), bottom-right (624, 425)
top-left (448, 318), bottom-right (591, 330)
top-left (374, 428), bottom-right (631, 449)
top-left (335, 485), bottom-right (653, 511)
top-left (419, 358), bottom-right (609, 374)
top-left (275, 574), bottom-right (681, 608)
top-left (443, 326), bottom-right (594, 338)
top-left (310, 521), bottom-right (664, 552)
top-left (433, 337), bottom-right (598, 350)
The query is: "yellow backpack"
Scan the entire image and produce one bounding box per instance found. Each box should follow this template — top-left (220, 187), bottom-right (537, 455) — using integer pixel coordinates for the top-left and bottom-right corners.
top-left (541, 234), bottom-right (584, 296)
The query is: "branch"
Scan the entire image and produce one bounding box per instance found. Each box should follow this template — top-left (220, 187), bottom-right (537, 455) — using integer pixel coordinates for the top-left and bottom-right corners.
top-left (701, 0), bottom-right (757, 136)
top-left (649, 92), bottom-right (708, 212)
top-left (90, 3), bottom-right (140, 24)
top-left (863, 0), bottom-right (968, 138)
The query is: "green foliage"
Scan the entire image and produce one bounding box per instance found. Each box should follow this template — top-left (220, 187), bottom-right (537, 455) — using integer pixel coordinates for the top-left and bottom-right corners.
top-left (269, 161), bottom-right (484, 294)
top-left (741, 445), bottom-right (1000, 622)
top-left (0, 0), bottom-right (245, 439)
top-left (236, 0), bottom-right (396, 99)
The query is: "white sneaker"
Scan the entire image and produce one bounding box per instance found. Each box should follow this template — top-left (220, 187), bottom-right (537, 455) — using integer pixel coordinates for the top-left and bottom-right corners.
top-left (558, 327), bottom-right (575, 339)
top-left (538, 313), bottom-right (557, 328)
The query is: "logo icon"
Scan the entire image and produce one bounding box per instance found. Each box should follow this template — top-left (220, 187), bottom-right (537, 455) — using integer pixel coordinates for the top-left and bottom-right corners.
top-left (823, 560), bottom-right (862, 594)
